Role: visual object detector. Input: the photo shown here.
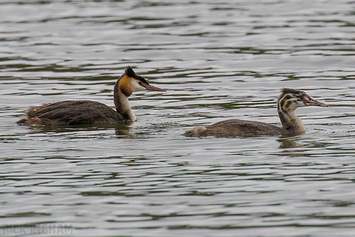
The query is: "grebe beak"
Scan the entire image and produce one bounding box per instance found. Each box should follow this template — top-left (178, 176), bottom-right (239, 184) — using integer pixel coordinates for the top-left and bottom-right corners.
top-left (303, 97), bottom-right (328, 107)
top-left (141, 83), bottom-right (166, 92)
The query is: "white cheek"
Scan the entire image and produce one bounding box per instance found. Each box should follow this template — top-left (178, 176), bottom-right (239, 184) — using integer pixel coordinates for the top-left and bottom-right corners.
top-left (288, 104), bottom-right (297, 111)
top-left (130, 80), bottom-right (145, 92)
top-left (296, 101), bottom-right (306, 107)
top-left (287, 101), bottom-right (302, 111)
top-left (287, 101), bottom-right (305, 111)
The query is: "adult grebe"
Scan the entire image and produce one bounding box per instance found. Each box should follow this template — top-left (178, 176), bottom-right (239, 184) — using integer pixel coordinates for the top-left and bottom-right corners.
top-left (17, 66), bottom-right (165, 126)
top-left (185, 88), bottom-right (328, 138)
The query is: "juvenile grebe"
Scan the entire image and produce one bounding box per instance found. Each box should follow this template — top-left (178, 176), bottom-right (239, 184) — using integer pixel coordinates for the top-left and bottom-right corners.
top-left (185, 88), bottom-right (328, 138)
top-left (17, 66), bottom-right (165, 126)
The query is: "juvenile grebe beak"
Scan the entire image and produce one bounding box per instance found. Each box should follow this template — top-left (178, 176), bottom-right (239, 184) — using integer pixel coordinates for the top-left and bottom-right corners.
top-left (303, 96), bottom-right (328, 107)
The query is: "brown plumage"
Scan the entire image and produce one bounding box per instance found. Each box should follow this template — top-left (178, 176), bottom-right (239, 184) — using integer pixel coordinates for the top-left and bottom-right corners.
top-left (185, 88), bottom-right (328, 138)
top-left (17, 66), bottom-right (165, 126)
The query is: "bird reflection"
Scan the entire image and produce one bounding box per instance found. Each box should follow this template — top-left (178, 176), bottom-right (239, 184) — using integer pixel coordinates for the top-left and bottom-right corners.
top-left (23, 122), bottom-right (134, 138)
top-left (114, 122), bottom-right (133, 137)
top-left (277, 138), bottom-right (298, 148)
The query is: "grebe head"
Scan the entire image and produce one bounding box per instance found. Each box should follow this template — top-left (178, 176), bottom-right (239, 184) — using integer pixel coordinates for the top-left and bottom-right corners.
top-left (119, 66), bottom-right (165, 96)
top-left (278, 88), bottom-right (328, 113)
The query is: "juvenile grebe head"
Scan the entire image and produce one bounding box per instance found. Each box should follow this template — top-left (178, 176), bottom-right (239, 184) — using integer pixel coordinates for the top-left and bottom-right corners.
top-left (119, 66), bottom-right (165, 96)
top-left (277, 88), bottom-right (328, 134)
top-left (278, 88), bottom-right (328, 113)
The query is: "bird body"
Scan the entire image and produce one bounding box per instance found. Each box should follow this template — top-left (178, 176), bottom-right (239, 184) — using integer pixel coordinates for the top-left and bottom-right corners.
top-left (17, 66), bottom-right (165, 126)
top-left (185, 88), bottom-right (328, 138)
top-left (18, 100), bottom-right (123, 126)
top-left (185, 119), bottom-right (286, 138)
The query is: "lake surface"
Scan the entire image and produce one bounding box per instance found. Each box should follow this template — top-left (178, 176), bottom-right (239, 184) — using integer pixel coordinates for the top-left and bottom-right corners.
top-left (1, 0), bottom-right (355, 236)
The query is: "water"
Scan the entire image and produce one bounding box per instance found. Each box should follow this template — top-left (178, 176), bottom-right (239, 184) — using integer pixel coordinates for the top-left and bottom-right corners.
top-left (1, 0), bottom-right (355, 236)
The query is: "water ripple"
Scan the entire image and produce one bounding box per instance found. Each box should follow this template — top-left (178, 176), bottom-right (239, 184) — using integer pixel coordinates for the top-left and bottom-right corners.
top-left (1, 0), bottom-right (355, 236)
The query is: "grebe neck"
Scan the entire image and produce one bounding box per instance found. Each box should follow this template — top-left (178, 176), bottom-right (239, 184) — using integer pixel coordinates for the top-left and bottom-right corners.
top-left (278, 110), bottom-right (305, 135)
top-left (114, 80), bottom-right (136, 121)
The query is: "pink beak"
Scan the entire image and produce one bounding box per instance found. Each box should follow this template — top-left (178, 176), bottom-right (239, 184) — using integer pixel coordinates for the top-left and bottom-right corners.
top-left (304, 98), bottom-right (328, 107)
top-left (143, 84), bottom-right (166, 92)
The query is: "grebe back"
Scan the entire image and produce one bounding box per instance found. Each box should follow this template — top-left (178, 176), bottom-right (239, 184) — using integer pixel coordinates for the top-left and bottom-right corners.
top-left (185, 88), bottom-right (328, 138)
top-left (17, 66), bottom-right (165, 126)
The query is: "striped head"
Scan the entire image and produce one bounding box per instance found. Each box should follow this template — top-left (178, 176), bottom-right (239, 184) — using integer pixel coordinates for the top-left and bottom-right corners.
top-left (278, 88), bottom-right (328, 113)
top-left (118, 66), bottom-right (165, 97)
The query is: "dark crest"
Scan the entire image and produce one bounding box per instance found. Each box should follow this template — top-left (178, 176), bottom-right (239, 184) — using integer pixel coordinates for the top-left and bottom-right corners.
top-left (124, 66), bottom-right (150, 85)
top-left (281, 88), bottom-right (307, 98)
top-left (125, 66), bottom-right (137, 78)
top-left (282, 88), bottom-right (302, 95)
